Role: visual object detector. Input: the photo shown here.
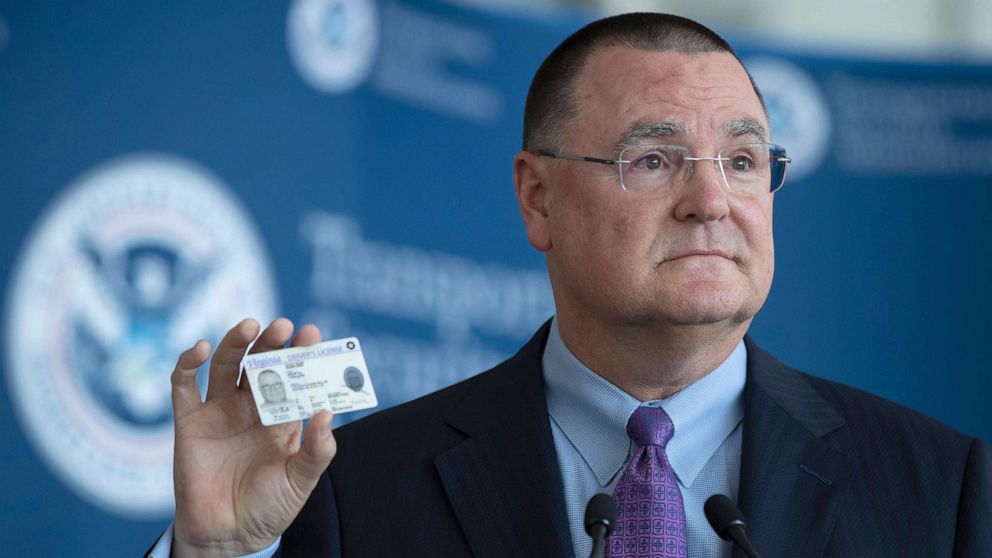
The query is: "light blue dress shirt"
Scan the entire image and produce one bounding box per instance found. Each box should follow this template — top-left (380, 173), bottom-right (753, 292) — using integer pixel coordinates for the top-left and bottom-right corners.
top-left (151, 318), bottom-right (745, 558)
top-left (543, 317), bottom-right (745, 558)
top-left (148, 524), bottom-right (279, 558)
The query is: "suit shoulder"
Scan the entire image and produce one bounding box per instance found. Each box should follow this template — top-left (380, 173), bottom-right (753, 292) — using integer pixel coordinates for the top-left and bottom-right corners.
top-left (746, 339), bottom-right (976, 452)
top-left (797, 368), bottom-right (975, 454)
top-left (334, 364), bottom-right (490, 440)
top-left (332, 322), bottom-right (550, 444)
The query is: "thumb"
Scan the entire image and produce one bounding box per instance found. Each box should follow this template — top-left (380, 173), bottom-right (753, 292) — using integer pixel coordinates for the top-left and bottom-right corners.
top-left (286, 411), bottom-right (337, 497)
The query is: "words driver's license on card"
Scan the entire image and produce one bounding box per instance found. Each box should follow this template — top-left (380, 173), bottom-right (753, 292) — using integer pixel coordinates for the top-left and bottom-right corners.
top-left (242, 337), bottom-right (378, 426)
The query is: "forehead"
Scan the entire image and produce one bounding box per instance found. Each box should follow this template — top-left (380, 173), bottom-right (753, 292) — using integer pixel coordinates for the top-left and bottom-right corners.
top-left (572, 47), bottom-right (766, 148)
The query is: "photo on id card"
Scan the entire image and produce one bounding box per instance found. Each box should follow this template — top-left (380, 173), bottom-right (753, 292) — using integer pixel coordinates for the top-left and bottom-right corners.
top-left (245, 365), bottom-right (313, 426)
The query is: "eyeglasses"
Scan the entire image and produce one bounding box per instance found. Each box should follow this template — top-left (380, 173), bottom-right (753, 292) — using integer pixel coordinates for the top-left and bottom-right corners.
top-left (538, 142), bottom-right (791, 195)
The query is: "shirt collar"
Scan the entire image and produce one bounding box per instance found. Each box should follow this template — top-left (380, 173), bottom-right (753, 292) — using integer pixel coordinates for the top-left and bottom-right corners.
top-left (542, 316), bottom-right (746, 488)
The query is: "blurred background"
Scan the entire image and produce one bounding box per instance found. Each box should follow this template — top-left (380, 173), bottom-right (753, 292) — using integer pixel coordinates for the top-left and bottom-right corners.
top-left (1, 0), bottom-right (989, 555)
top-left (467, 0), bottom-right (992, 59)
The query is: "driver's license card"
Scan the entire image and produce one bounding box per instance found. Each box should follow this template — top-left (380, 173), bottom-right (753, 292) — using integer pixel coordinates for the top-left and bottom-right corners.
top-left (242, 337), bottom-right (378, 426)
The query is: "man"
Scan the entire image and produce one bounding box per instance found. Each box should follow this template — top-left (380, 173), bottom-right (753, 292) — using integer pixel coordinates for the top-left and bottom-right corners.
top-left (257, 370), bottom-right (290, 407)
top-left (151, 13), bottom-right (991, 558)
top-left (252, 368), bottom-right (303, 426)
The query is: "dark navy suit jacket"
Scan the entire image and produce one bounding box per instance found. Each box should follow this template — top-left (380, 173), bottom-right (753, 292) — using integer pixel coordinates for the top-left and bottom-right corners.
top-left (273, 322), bottom-right (991, 557)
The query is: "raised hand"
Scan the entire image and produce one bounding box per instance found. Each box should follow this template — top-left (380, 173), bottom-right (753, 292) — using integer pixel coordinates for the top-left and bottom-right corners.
top-left (171, 318), bottom-right (336, 557)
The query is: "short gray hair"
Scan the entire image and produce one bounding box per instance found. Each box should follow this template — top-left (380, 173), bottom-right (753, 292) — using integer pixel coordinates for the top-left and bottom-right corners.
top-left (522, 13), bottom-right (765, 151)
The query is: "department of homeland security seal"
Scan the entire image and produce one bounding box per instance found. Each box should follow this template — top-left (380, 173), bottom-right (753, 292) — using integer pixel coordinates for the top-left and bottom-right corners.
top-left (3, 153), bottom-right (278, 517)
top-left (286, 0), bottom-right (379, 94)
top-left (745, 56), bottom-right (832, 182)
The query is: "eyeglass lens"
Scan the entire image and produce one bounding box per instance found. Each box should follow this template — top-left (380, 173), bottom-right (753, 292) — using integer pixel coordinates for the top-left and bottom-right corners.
top-left (618, 143), bottom-right (787, 194)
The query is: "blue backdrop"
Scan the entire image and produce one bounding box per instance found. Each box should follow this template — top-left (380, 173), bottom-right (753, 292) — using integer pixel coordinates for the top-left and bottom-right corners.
top-left (0, 1), bottom-right (989, 555)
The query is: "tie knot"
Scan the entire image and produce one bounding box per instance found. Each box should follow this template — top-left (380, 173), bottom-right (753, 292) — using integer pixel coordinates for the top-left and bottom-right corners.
top-left (626, 406), bottom-right (675, 448)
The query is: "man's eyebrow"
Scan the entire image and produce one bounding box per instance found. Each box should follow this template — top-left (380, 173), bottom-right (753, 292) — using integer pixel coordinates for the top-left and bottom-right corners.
top-left (614, 119), bottom-right (687, 154)
top-left (723, 118), bottom-right (769, 142)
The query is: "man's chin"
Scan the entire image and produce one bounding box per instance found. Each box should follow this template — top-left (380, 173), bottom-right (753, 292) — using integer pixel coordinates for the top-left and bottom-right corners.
top-left (652, 289), bottom-right (758, 327)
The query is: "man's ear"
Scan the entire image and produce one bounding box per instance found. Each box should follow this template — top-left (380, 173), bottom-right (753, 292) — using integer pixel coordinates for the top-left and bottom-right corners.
top-left (513, 150), bottom-right (552, 252)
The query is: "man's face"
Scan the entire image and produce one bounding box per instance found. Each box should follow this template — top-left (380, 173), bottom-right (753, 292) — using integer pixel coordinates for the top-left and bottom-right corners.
top-left (536, 47), bottom-right (775, 331)
top-left (258, 371), bottom-right (287, 403)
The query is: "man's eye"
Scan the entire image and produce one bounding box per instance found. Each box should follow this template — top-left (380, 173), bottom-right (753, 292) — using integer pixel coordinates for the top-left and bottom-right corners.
top-left (730, 155), bottom-right (753, 171)
top-left (637, 154), bottom-right (665, 170)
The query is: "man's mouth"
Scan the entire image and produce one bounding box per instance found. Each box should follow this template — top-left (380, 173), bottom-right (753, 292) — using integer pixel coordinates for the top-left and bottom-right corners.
top-left (666, 249), bottom-right (736, 262)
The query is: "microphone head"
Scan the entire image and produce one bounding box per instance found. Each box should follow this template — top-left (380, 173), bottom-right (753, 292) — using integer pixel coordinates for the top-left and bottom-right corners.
top-left (704, 494), bottom-right (747, 541)
top-left (584, 493), bottom-right (618, 537)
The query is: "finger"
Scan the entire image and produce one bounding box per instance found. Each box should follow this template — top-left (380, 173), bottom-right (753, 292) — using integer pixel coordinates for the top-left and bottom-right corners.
top-left (172, 339), bottom-right (211, 419)
top-left (247, 317), bottom-right (295, 355)
top-left (290, 323), bottom-right (322, 348)
top-left (206, 318), bottom-right (261, 400)
top-left (286, 410), bottom-right (336, 500)
top-left (235, 318), bottom-right (296, 392)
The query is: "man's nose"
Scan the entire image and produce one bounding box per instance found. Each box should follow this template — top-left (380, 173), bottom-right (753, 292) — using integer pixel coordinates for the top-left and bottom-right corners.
top-left (672, 159), bottom-right (731, 222)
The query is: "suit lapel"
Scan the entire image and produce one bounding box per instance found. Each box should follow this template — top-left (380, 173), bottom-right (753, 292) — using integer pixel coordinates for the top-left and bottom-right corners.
top-left (736, 338), bottom-right (856, 558)
top-left (429, 329), bottom-right (856, 558)
top-left (434, 323), bottom-right (574, 558)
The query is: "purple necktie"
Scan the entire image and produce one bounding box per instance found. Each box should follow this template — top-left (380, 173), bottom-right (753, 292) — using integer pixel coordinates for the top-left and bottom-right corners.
top-left (606, 406), bottom-right (688, 558)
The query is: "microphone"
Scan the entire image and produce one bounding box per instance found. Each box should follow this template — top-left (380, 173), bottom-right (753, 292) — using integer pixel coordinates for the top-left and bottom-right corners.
top-left (584, 493), bottom-right (617, 558)
top-left (704, 494), bottom-right (761, 558)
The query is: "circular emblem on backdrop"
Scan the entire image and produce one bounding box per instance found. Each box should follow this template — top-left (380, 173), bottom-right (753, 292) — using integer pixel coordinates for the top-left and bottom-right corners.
top-left (3, 154), bottom-right (278, 517)
top-left (744, 56), bottom-right (832, 182)
top-left (286, 0), bottom-right (379, 94)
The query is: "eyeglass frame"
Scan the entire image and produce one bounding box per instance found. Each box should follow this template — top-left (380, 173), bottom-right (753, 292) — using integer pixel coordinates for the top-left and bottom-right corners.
top-left (536, 142), bottom-right (792, 195)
